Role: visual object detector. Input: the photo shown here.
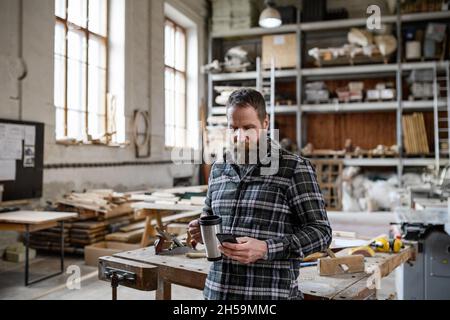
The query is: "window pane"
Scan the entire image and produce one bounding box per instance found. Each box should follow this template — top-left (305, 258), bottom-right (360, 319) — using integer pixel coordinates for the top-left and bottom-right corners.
top-left (67, 30), bottom-right (87, 139)
top-left (175, 29), bottom-right (186, 72)
top-left (89, 0), bottom-right (107, 36)
top-left (55, 22), bottom-right (66, 56)
top-left (67, 29), bottom-right (87, 63)
top-left (88, 37), bottom-right (106, 69)
top-left (175, 72), bottom-right (186, 147)
top-left (54, 23), bottom-right (66, 109)
top-left (67, 57), bottom-right (86, 112)
top-left (56, 107), bottom-right (65, 139)
top-left (88, 66), bottom-right (106, 138)
top-left (165, 22), bottom-right (175, 68)
top-left (54, 55), bottom-right (66, 108)
top-left (67, 110), bottom-right (85, 140)
top-left (165, 68), bottom-right (175, 147)
top-left (68, 0), bottom-right (87, 28)
top-left (55, 0), bottom-right (66, 19)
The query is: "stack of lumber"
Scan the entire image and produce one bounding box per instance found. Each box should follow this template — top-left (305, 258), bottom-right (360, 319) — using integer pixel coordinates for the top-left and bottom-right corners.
top-left (29, 226), bottom-right (74, 253)
top-left (129, 186), bottom-right (207, 207)
top-left (69, 215), bottom-right (134, 247)
top-left (29, 190), bottom-right (139, 254)
top-left (57, 190), bottom-right (133, 220)
top-left (402, 113), bottom-right (430, 155)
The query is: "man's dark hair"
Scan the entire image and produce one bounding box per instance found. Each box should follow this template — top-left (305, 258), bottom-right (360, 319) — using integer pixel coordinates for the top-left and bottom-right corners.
top-left (226, 88), bottom-right (268, 124)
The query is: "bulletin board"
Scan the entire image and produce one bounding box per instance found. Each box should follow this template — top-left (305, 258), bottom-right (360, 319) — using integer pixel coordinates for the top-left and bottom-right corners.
top-left (0, 119), bottom-right (44, 201)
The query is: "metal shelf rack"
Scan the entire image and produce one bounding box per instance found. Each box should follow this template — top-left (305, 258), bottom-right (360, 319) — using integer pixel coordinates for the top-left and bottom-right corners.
top-left (207, 3), bottom-right (450, 178)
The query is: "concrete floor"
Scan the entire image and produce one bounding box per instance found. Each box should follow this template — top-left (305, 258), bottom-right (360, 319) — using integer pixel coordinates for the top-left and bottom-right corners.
top-left (0, 253), bottom-right (204, 300)
top-left (0, 253), bottom-right (396, 300)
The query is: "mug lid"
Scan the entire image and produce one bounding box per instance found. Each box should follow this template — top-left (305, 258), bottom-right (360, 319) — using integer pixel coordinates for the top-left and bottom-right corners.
top-left (199, 215), bottom-right (222, 226)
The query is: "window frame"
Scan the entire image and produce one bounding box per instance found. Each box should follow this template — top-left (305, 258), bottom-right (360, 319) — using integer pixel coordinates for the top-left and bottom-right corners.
top-left (164, 17), bottom-right (188, 149)
top-left (55, 0), bottom-right (110, 141)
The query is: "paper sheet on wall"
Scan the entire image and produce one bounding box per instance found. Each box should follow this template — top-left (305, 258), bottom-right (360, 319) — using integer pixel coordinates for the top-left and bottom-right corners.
top-left (0, 124), bottom-right (6, 140)
top-left (24, 126), bottom-right (36, 146)
top-left (0, 138), bottom-right (22, 160)
top-left (5, 124), bottom-right (24, 141)
top-left (0, 160), bottom-right (16, 181)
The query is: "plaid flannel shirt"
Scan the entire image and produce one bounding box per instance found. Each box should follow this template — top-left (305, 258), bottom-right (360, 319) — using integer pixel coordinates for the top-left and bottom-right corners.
top-left (202, 142), bottom-right (332, 300)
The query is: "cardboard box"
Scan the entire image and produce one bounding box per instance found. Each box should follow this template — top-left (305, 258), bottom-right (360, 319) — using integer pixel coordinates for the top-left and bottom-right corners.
top-left (4, 243), bottom-right (36, 263)
top-left (262, 33), bottom-right (297, 69)
top-left (84, 241), bottom-right (140, 267)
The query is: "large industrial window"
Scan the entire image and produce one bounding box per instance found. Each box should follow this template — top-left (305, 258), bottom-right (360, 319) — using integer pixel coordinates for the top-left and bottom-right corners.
top-left (164, 18), bottom-right (187, 148)
top-left (54, 0), bottom-right (109, 142)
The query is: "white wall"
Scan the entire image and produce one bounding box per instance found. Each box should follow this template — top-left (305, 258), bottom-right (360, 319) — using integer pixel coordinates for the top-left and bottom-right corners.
top-left (0, 0), bottom-right (208, 201)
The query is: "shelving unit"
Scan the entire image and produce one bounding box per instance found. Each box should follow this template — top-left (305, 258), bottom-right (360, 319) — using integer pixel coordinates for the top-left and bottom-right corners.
top-left (207, 3), bottom-right (450, 179)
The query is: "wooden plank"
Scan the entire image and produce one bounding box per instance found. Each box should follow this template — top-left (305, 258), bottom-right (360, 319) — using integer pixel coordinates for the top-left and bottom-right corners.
top-left (120, 221), bottom-right (146, 233)
top-left (402, 116), bottom-right (411, 154)
top-left (332, 277), bottom-right (376, 300)
top-left (299, 267), bottom-right (366, 300)
top-left (131, 210), bottom-right (201, 230)
top-left (0, 211), bottom-right (77, 224)
top-left (418, 113), bottom-right (429, 154)
top-left (106, 229), bottom-right (147, 243)
top-left (0, 221), bottom-right (58, 232)
top-left (132, 202), bottom-right (203, 212)
top-left (140, 216), bottom-right (155, 247)
top-left (301, 246), bottom-right (414, 300)
top-left (160, 185), bottom-right (208, 195)
top-left (371, 247), bottom-right (414, 278)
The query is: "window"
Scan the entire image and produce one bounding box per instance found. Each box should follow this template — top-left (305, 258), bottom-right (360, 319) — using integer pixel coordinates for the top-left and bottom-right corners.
top-left (164, 19), bottom-right (187, 148)
top-left (54, 0), bottom-right (109, 142)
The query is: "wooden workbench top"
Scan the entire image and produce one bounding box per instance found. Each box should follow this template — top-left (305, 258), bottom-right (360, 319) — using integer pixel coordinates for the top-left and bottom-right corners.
top-left (0, 211), bottom-right (78, 225)
top-left (113, 246), bottom-right (414, 300)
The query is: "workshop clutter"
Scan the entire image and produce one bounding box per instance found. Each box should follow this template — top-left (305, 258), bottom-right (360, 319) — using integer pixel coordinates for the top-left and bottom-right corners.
top-left (302, 141), bottom-right (400, 159)
top-left (29, 188), bottom-right (206, 255)
top-left (407, 69), bottom-right (438, 100)
top-left (305, 82), bottom-right (330, 104)
top-left (304, 81), bottom-right (396, 104)
top-left (4, 243), bottom-right (36, 263)
top-left (308, 27), bottom-right (397, 67)
top-left (201, 46), bottom-right (254, 74)
top-left (30, 190), bottom-right (139, 254)
top-left (211, 0), bottom-right (259, 33)
top-left (404, 22), bottom-right (447, 61)
top-left (341, 166), bottom-right (435, 212)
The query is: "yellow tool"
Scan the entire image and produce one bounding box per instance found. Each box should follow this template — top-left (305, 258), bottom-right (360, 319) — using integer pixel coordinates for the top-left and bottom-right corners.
top-left (370, 236), bottom-right (403, 253)
top-left (349, 246), bottom-right (375, 257)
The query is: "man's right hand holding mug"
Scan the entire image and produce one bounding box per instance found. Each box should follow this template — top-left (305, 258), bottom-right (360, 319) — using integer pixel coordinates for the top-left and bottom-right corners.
top-left (188, 218), bottom-right (203, 244)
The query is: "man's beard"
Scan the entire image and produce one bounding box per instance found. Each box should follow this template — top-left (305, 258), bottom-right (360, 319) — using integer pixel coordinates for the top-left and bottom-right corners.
top-left (232, 142), bottom-right (259, 165)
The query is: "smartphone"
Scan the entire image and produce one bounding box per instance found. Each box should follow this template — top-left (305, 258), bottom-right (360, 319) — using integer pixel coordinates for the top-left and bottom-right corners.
top-left (216, 233), bottom-right (238, 245)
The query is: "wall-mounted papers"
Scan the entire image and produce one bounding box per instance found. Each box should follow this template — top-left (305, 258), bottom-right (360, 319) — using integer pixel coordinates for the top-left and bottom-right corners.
top-left (0, 138), bottom-right (22, 160)
top-left (0, 160), bottom-right (16, 181)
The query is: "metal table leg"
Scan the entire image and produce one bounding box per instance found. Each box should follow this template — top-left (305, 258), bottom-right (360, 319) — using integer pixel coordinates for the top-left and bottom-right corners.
top-left (24, 224), bottom-right (30, 286)
top-left (25, 221), bottom-right (65, 286)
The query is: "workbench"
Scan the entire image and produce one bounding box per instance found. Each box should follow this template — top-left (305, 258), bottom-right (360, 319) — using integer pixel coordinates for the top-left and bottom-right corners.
top-left (0, 211), bottom-right (77, 286)
top-left (99, 245), bottom-right (415, 300)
